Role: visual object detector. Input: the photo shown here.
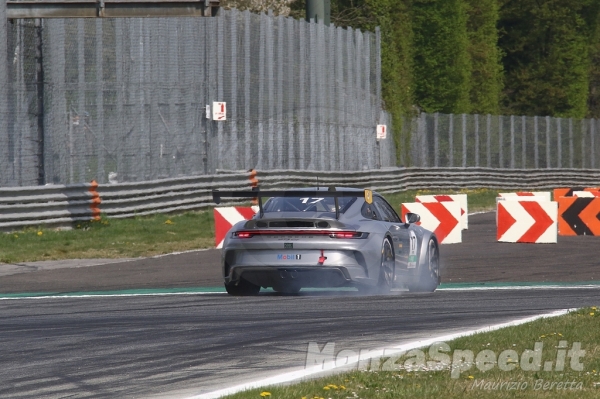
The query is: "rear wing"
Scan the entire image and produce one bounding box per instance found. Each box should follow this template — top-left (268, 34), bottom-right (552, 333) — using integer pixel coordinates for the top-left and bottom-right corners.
top-left (212, 187), bottom-right (373, 220)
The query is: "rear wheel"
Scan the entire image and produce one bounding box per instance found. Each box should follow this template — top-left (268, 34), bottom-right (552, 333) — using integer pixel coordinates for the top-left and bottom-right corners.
top-left (357, 238), bottom-right (395, 295)
top-left (224, 279), bottom-right (261, 296)
top-left (408, 239), bottom-right (439, 293)
top-left (377, 238), bottom-right (396, 293)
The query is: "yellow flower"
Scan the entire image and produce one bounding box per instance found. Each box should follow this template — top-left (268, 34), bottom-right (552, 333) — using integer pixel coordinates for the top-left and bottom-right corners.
top-left (13, 234), bottom-right (18, 238)
top-left (468, 375), bottom-right (474, 379)
top-left (164, 219), bottom-right (174, 225)
top-left (592, 307), bottom-right (597, 311)
top-left (37, 231), bottom-right (43, 236)
top-left (323, 386), bottom-right (330, 390)
top-left (590, 312), bottom-right (595, 316)
top-left (259, 392), bottom-right (271, 397)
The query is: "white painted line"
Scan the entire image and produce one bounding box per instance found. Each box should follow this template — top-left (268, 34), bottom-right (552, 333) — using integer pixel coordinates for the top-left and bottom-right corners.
top-left (0, 292), bottom-right (227, 300)
top-left (437, 284), bottom-right (600, 291)
top-left (186, 308), bottom-right (576, 399)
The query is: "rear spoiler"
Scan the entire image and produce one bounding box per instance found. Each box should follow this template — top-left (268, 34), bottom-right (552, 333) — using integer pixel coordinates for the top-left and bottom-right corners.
top-left (212, 187), bottom-right (373, 220)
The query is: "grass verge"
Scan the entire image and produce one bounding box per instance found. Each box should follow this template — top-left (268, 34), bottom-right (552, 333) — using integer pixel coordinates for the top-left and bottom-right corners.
top-left (0, 211), bottom-right (214, 263)
top-left (224, 307), bottom-right (600, 399)
top-left (1, 188), bottom-right (498, 263)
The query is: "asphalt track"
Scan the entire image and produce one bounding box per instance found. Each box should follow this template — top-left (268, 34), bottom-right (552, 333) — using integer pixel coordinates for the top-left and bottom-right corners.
top-left (0, 212), bottom-right (599, 398)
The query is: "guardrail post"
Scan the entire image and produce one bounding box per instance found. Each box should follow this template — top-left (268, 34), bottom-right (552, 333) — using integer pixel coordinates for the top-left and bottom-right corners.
top-left (89, 180), bottom-right (101, 221)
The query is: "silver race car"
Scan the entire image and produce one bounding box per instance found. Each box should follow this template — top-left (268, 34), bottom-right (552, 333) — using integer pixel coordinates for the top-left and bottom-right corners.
top-left (212, 187), bottom-right (440, 295)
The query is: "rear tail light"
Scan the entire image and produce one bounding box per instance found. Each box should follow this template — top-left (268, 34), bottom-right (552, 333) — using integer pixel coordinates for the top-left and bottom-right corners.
top-left (232, 230), bottom-right (367, 239)
top-left (329, 231), bottom-right (366, 239)
top-left (234, 232), bottom-right (253, 238)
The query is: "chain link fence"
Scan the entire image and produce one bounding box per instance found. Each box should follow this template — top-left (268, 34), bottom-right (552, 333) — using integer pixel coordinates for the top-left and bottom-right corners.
top-left (0, 7), bottom-right (393, 187)
top-left (403, 113), bottom-right (600, 170)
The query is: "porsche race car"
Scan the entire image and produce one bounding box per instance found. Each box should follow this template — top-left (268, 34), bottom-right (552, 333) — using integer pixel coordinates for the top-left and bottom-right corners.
top-left (212, 187), bottom-right (440, 295)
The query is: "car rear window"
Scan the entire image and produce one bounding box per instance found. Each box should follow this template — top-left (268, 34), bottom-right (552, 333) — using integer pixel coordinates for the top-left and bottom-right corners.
top-left (263, 196), bottom-right (356, 213)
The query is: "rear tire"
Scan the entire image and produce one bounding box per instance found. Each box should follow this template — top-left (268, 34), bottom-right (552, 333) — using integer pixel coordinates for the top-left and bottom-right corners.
top-left (408, 239), bottom-right (439, 293)
top-left (225, 279), bottom-right (261, 296)
top-left (358, 238), bottom-right (395, 295)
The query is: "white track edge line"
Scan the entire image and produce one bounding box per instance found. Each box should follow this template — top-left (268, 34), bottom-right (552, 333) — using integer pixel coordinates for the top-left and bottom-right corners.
top-left (186, 308), bottom-right (575, 399)
top-left (0, 292), bottom-right (228, 300)
top-left (438, 284), bottom-right (600, 291)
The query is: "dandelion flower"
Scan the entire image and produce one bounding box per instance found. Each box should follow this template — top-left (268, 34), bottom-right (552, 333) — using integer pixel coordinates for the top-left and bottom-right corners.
top-left (37, 231), bottom-right (43, 236)
top-left (590, 312), bottom-right (595, 316)
top-left (468, 375), bottom-right (474, 379)
top-left (13, 234), bottom-right (18, 238)
top-left (165, 219), bottom-right (174, 225)
top-left (259, 392), bottom-right (271, 397)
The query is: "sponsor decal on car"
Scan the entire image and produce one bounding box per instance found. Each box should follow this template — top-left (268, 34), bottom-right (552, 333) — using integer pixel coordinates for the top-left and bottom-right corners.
top-left (277, 254), bottom-right (302, 260)
top-left (408, 231), bottom-right (418, 268)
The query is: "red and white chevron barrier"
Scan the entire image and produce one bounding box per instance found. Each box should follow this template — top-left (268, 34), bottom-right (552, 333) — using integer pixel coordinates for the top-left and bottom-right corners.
top-left (498, 192), bottom-right (551, 201)
top-left (214, 206), bottom-right (258, 248)
top-left (401, 202), bottom-right (461, 244)
top-left (415, 194), bottom-right (468, 229)
top-left (497, 201), bottom-right (557, 243)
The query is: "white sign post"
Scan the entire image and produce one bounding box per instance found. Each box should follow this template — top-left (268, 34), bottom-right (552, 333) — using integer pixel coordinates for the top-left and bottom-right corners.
top-left (376, 124), bottom-right (387, 140)
top-left (212, 102), bottom-right (226, 121)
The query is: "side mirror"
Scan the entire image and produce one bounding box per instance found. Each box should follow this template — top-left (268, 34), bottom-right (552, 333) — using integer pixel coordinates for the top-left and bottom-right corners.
top-left (405, 212), bottom-right (420, 224)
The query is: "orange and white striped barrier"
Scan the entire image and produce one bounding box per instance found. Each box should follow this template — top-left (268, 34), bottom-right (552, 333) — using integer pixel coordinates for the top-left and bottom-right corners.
top-left (553, 187), bottom-right (600, 199)
top-left (214, 206), bottom-right (258, 248)
top-left (415, 194), bottom-right (468, 229)
top-left (497, 200), bottom-right (557, 243)
top-left (401, 202), bottom-right (461, 244)
top-left (572, 191), bottom-right (600, 198)
top-left (557, 197), bottom-right (600, 236)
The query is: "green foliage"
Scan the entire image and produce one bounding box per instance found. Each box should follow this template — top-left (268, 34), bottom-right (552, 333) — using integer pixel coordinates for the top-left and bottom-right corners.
top-left (465, 0), bottom-right (502, 114)
top-left (587, 8), bottom-right (600, 118)
top-left (363, 0), bottom-right (414, 164)
top-left (412, 0), bottom-right (472, 114)
top-left (498, 0), bottom-right (598, 118)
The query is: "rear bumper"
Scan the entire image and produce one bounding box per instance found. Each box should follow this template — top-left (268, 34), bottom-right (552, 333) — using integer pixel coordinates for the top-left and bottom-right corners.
top-left (227, 266), bottom-right (353, 288)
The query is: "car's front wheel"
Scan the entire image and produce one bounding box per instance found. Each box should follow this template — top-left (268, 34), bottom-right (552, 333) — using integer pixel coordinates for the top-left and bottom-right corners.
top-left (224, 279), bottom-right (261, 296)
top-left (408, 238), bottom-right (439, 293)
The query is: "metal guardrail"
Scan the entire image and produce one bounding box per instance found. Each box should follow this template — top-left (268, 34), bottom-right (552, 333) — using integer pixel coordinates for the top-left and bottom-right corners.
top-left (0, 171), bottom-right (251, 230)
top-left (1, 168), bottom-right (599, 230)
top-left (254, 168), bottom-right (600, 193)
